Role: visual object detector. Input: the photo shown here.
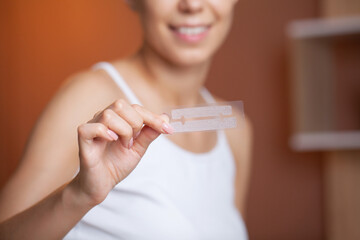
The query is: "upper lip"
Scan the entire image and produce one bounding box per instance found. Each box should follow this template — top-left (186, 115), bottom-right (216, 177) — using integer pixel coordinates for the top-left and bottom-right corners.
top-left (169, 23), bottom-right (212, 30)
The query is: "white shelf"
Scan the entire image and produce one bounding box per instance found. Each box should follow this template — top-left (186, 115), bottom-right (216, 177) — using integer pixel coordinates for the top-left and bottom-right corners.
top-left (288, 16), bottom-right (360, 39)
top-left (290, 131), bottom-right (360, 151)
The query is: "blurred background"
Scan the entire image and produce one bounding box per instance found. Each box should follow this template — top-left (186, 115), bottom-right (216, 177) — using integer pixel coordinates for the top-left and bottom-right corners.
top-left (1, 0), bottom-right (359, 239)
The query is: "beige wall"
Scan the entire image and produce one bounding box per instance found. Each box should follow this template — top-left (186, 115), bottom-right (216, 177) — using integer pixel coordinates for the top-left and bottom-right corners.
top-left (0, 0), bottom-right (322, 239)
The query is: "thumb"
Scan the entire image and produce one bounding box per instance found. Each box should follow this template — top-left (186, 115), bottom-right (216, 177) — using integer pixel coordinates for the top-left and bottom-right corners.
top-left (132, 126), bottom-right (161, 157)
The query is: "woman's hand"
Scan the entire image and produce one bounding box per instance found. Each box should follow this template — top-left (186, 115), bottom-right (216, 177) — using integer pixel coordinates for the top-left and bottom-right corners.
top-left (71, 99), bottom-right (173, 206)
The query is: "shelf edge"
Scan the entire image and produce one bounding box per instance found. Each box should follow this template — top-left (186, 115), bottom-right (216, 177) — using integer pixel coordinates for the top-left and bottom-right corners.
top-left (290, 131), bottom-right (360, 151)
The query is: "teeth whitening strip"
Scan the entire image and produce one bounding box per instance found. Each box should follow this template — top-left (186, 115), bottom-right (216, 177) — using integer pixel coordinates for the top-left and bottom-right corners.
top-left (168, 101), bottom-right (244, 133)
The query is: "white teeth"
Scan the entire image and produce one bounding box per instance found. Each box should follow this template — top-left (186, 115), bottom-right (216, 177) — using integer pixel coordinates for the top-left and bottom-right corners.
top-left (177, 26), bottom-right (207, 35)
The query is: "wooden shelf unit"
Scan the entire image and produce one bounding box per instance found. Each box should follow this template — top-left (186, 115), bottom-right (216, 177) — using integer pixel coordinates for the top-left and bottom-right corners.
top-left (288, 17), bottom-right (360, 151)
top-left (288, 17), bottom-right (360, 240)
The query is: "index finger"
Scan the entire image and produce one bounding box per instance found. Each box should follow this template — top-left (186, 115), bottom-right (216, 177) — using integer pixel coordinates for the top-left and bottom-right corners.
top-left (132, 104), bottom-right (173, 134)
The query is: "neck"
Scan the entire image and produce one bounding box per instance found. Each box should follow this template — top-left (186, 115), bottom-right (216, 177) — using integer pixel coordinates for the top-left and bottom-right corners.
top-left (132, 45), bottom-right (211, 107)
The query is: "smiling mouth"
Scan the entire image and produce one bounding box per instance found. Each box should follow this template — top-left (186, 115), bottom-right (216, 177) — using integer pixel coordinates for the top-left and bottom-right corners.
top-left (169, 25), bottom-right (211, 42)
top-left (171, 25), bottom-right (209, 35)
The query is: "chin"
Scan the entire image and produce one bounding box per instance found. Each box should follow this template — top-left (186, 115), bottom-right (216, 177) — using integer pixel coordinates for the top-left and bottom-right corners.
top-left (166, 49), bottom-right (214, 67)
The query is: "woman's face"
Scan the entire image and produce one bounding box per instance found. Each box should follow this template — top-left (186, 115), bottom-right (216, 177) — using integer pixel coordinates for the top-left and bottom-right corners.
top-left (132, 0), bottom-right (237, 67)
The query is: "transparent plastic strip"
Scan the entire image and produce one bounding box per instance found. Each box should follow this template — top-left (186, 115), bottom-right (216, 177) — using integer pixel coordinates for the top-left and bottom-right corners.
top-left (171, 105), bottom-right (232, 119)
top-left (167, 101), bottom-right (244, 133)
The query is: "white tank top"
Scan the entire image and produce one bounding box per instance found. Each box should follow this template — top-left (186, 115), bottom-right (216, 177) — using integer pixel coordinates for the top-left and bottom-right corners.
top-left (64, 62), bottom-right (248, 240)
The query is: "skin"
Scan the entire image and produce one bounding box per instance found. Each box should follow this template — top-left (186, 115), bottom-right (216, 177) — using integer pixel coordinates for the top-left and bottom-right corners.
top-left (0, 0), bottom-right (252, 239)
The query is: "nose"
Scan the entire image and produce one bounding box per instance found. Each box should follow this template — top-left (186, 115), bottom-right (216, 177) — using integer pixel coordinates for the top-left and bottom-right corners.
top-left (178, 0), bottom-right (204, 14)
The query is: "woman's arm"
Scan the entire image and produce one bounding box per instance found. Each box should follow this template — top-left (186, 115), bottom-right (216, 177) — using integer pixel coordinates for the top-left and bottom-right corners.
top-left (214, 97), bottom-right (253, 217)
top-left (0, 70), bottom-right (173, 239)
top-left (226, 115), bottom-right (253, 217)
top-left (0, 178), bottom-right (94, 240)
top-left (0, 72), bottom-right (108, 221)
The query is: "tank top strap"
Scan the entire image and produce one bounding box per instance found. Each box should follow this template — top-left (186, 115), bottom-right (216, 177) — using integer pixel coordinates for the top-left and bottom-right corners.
top-left (92, 61), bottom-right (143, 105)
top-left (198, 87), bottom-right (230, 142)
top-left (199, 87), bottom-right (216, 104)
top-left (92, 62), bottom-right (216, 106)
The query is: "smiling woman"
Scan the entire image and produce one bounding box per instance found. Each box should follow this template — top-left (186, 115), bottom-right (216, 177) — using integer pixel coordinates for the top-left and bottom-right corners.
top-left (0, 0), bottom-right (251, 239)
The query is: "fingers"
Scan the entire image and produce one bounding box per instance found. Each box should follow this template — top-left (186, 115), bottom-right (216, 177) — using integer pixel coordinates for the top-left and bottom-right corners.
top-left (132, 126), bottom-right (161, 157)
top-left (77, 123), bottom-right (118, 155)
top-left (109, 99), bottom-right (173, 135)
top-left (88, 99), bottom-right (174, 149)
top-left (110, 99), bottom-right (144, 137)
top-left (97, 109), bottom-right (134, 148)
top-left (130, 112), bottom-right (170, 157)
top-left (132, 104), bottom-right (173, 134)
top-left (78, 123), bottom-right (116, 142)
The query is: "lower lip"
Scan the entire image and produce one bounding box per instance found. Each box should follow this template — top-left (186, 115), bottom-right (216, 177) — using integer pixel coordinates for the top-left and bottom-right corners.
top-left (172, 28), bottom-right (210, 43)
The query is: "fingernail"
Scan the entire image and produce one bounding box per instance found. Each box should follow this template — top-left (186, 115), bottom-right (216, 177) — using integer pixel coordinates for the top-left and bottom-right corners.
top-left (162, 122), bottom-right (174, 134)
top-left (107, 129), bottom-right (118, 141)
top-left (128, 137), bottom-right (134, 149)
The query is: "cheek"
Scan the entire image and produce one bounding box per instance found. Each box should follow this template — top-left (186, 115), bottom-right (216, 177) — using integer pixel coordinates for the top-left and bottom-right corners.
top-left (140, 1), bottom-right (174, 41)
top-left (209, 0), bottom-right (237, 15)
top-left (208, 0), bottom-right (236, 42)
top-left (209, 1), bottom-right (235, 47)
top-left (141, 0), bottom-right (174, 22)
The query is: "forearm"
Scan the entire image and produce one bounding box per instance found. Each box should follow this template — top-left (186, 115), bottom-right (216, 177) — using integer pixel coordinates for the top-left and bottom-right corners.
top-left (0, 179), bottom-right (94, 240)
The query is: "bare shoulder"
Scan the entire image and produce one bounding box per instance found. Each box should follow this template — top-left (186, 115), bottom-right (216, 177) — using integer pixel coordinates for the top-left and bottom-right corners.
top-left (57, 60), bottom-right (133, 110)
top-left (35, 67), bottom-right (125, 137)
top-left (58, 67), bottom-right (122, 110)
top-left (29, 66), bottom-right (128, 167)
top-left (0, 66), bottom-right (124, 220)
top-left (26, 66), bottom-right (124, 175)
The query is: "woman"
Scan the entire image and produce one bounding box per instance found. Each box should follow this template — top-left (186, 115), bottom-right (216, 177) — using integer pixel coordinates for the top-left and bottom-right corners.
top-left (0, 0), bottom-right (252, 239)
